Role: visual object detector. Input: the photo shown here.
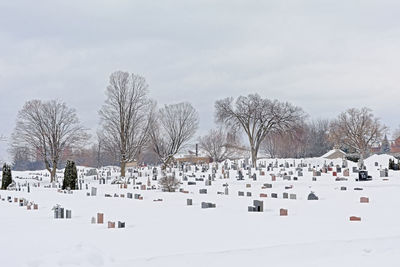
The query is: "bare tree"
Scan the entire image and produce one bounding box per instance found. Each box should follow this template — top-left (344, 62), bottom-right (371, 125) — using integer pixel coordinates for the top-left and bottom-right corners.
top-left (11, 100), bottom-right (88, 182)
top-left (215, 94), bottom-right (305, 167)
top-left (158, 175), bottom-right (181, 192)
top-left (150, 102), bottom-right (199, 169)
top-left (99, 71), bottom-right (153, 178)
top-left (329, 107), bottom-right (386, 158)
top-left (198, 127), bottom-right (238, 162)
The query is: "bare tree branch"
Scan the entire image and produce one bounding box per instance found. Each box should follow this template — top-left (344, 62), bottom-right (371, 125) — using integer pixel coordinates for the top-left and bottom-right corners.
top-left (329, 107), bottom-right (386, 158)
top-left (215, 94), bottom-right (305, 166)
top-left (99, 71), bottom-right (154, 177)
top-left (198, 127), bottom-right (239, 162)
top-left (150, 102), bottom-right (199, 169)
top-left (11, 100), bottom-right (89, 182)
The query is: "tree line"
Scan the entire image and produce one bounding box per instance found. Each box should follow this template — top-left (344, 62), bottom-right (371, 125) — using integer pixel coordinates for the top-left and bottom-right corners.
top-left (9, 71), bottom-right (393, 181)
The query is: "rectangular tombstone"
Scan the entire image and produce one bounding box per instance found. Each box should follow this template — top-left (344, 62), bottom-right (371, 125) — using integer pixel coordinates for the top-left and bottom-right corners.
top-left (118, 221), bottom-right (125, 228)
top-left (66, 210), bottom-right (72, 219)
top-left (246, 192), bottom-right (252, 197)
top-left (238, 191), bottom-right (244, 196)
top-left (360, 197), bottom-right (369, 203)
top-left (280, 208), bottom-right (288, 216)
top-left (260, 193), bottom-right (268, 198)
top-left (203, 202), bottom-right (216, 208)
top-left (283, 192), bottom-right (289, 199)
top-left (187, 199), bottom-right (193, 206)
top-left (97, 213), bottom-right (104, 224)
top-left (91, 187), bottom-right (97, 196)
top-left (199, 189), bottom-right (207, 194)
top-left (108, 221), bottom-right (115, 228)
top-left (289, 194), bottom-right (296, 200)
top-left (350, 216), bottom-right (361, 221)
top-left (271, 193), bottom-right (278, 198)
top-left (201, 202), bottom-right (209, 209)
top-left (253, 200), bottom-right (263, 212)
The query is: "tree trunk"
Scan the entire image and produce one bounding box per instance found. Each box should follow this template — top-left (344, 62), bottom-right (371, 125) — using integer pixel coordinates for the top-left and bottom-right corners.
top-left (44, 159), bottom-right (56, 183)
top-left (120, 161), bottom-right (126, 178)
top-left (51, 165), bottom-right (57, 183)
top-left (251, 147), bottom-right (258, 168)
top-left (162, 156), bottom-right (173, 171)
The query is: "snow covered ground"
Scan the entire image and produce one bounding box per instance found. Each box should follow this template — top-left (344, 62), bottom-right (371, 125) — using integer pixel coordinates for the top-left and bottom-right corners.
top-left (1, 155), bottom-right (400, 267)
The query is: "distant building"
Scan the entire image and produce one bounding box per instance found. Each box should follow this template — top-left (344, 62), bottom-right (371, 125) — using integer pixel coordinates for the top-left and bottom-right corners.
top-left (126, 161), bottom-right (138, 168)
top-left (174, 151), bottom-right (211, 164)
top-left (391, 137), bottom-right (400, 154)
top-left (371, 137), bottom-right (400, 156)
top-left (322, 149), bottom-right (347, 159)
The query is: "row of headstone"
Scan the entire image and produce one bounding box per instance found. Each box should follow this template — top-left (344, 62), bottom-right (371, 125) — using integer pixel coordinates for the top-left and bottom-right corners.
top-left (54, 205), bottom-right (71, 219)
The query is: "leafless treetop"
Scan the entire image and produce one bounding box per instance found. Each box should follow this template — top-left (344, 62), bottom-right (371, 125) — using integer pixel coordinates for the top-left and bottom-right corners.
top-left (329, 107), bottom-right (386, 157)
top-left (12, 100), bottom-right (88, 181)
top-left (99, 71), bottom-right (154, 176)
top-left (150, 102), bottom-right (199, 168)
top-left (215, 94), bottom-right (305, 166)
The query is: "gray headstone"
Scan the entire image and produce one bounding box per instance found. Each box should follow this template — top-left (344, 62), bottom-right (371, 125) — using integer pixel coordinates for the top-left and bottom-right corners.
top-left (91, 187), bottom-right (97, 196)
top-left (307, 192), bottom-right (319, 200)
top-left (253, 200), bottom-right (263, 212)
top-left (118, 221), bottom-right (125, 228)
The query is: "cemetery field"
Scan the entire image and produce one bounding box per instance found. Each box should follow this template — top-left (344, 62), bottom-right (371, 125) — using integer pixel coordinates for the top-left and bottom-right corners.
top-left (1, 155), bottom-right (400, 267)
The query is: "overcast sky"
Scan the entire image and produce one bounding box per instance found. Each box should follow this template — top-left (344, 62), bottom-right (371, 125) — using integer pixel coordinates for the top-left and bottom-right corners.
top-left (1, 0), bottom-right (400, 162)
